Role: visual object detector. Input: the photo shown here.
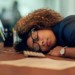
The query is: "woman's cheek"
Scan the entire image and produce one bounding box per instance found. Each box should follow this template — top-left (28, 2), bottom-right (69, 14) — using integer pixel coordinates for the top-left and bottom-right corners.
top-left (38, 34), bottom-right (44, 40)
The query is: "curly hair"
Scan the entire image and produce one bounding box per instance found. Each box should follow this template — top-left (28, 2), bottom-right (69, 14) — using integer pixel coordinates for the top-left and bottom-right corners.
top-left (14, 9), bottom-right (63, 52)
top-left (15, 9), bottom-right (63, 38)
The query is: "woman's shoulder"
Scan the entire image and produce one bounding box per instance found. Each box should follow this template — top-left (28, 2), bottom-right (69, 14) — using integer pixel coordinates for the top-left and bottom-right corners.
top-left (59, 15), bottom-right (75, 30)
top-left (59, 15), bottom-right (75, 46)
top-left (52, 15), bottom-right (75, 46)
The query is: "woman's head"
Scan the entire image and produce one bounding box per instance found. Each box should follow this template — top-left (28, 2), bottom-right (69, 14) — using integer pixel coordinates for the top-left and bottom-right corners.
top-left (27, 28), bottom-right (56, 53)
top-left (15, 9), bottom-right (63, 53)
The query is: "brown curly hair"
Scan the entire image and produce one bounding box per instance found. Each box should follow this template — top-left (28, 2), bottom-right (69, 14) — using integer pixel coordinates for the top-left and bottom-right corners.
top-left (14, 9), bottom-right (63, 52)
top-left (15, 9), bottom-right (63, 38)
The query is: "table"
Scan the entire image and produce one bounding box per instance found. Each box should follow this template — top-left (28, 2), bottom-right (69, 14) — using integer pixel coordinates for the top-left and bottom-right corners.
top-left (0, 43), bottom-right (75, 75)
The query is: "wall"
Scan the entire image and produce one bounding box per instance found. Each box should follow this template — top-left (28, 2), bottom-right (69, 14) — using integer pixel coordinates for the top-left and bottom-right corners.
top-left (0, 0), bottom-right (75, 17)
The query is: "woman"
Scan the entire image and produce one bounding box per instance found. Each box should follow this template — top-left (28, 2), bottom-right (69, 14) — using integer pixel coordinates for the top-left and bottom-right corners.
top-left (15, 9), bottom-right (75, 58)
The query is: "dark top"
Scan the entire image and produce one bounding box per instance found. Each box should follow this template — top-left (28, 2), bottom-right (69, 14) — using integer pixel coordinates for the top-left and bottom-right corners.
top-left (52, 15), bottom-right (75, 47)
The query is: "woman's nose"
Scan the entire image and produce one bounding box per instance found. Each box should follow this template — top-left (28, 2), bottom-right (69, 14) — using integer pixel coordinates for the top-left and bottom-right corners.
top-left (37, 40), bottom-right (45, 46)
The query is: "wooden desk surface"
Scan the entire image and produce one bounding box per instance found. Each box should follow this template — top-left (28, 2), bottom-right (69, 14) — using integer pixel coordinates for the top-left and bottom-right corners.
top-left (0, 43), bottom-right (75, 75)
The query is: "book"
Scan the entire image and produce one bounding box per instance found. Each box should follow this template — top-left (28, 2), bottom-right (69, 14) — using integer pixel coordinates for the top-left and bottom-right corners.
top-left (23, 51), bottom-right (45, 57)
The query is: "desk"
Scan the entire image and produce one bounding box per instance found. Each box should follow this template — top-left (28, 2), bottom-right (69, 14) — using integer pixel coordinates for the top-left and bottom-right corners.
top-left (0, 43), bottom-right (75, 75)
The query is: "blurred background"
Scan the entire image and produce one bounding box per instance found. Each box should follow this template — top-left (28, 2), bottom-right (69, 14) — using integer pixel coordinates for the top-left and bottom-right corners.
top-left (0, 0), bottom-right (75, 30)
top-left (0, 0), bottom-right (75, 42)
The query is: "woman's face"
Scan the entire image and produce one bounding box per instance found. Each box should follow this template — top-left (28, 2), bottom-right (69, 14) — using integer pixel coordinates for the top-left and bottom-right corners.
top-left (27, 29), bottom-right (56, 53)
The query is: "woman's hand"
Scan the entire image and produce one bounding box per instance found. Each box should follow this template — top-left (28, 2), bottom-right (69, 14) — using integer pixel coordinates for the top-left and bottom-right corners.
top-left (48, 46), bottom-right (75, 58)
top-left (48, 46), bottom-right (63, 57)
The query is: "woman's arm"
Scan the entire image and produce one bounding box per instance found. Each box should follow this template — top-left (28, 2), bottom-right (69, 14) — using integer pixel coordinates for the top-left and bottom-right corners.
top-left (48, 46), bottom-right (75, 59)
top-left (64, 47), bottom-right (75, 58)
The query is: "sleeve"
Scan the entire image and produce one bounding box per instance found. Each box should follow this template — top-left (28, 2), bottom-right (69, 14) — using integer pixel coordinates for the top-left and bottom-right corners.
top-left (59, 15), bottom-right (75, 46)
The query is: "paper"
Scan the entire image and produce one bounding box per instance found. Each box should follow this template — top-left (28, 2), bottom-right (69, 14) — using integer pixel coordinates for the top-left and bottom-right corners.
top-left (0, 58), bottom-right (75, 70)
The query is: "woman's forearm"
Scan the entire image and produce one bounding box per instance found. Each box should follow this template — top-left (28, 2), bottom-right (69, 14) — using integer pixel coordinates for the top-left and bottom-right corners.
top-left (65, 47), bottom-right (75, 58)
top-left (48, 46), bottom-right (75, 59)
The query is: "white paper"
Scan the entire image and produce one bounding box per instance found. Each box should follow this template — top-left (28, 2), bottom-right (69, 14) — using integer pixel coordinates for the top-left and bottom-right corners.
top-left (0, 58), bottom-right (75, 70)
